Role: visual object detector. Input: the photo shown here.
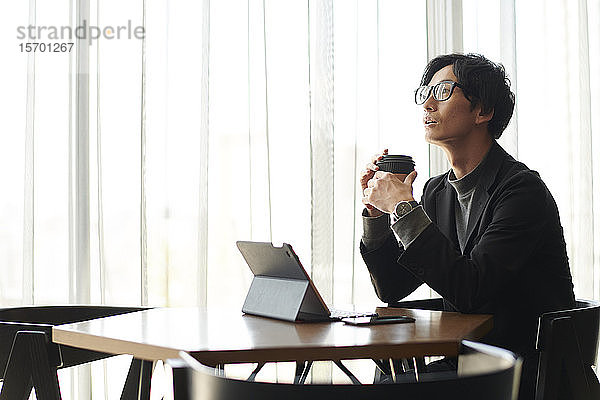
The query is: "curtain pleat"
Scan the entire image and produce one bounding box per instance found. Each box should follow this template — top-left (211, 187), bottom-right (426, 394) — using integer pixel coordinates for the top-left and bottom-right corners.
top-left (72, 0), bottom-right (93, 396)
top-left (310, 0), bottom-right (335, 304)
top-left (349, 0), bottom-right (360, 306)
top-left (247, 0), bottom-right (273, 242)
top-left (95, 0), bottom-right (106, 306)
top-left (140, 0), bottom-right (149, 307)
top-left (309, 0), bottom-right (335, 383)
top-left (568, 0), bottom-right (594, 298)
top-left (70, 0), bottom-right (91, 306)
top-left (197, 0), bottom-right (210, 308)
top-left (23, 0), bottom-right (36, 306)
top-left (589, 0), bottom-right (600, 301)
top-left (498, 0), bottom-right (518, 157)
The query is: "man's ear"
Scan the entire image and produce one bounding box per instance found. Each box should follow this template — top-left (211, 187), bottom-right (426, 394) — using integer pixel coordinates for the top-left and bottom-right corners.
top-left (475, 106), bottom-right (494, 125)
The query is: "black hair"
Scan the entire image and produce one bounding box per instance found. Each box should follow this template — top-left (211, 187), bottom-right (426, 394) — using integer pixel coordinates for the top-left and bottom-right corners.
top-left (420, 53), bottom-right (515, 139)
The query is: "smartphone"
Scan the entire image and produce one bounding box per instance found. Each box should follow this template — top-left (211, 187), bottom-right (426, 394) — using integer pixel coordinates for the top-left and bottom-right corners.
top-left (342, 315), bottom-right (415, 326)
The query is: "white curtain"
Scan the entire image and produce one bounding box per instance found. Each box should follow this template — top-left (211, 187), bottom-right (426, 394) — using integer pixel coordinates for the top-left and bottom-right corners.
top-left (1, 0), bottom-right (599, 397)
top-left (462, 0), bottom-right (600, 301)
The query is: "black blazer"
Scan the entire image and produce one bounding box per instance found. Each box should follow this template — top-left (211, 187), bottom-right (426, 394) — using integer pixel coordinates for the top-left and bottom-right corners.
top-left (361, 142), bottom-right (575, 396)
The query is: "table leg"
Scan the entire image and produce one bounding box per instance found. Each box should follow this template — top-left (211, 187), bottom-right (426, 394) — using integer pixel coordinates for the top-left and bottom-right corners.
top-left (372, 359), bottom-right (389, 384)
top-left (374, 357), bottom-right (423, 384)
top-left (412, 358), bottom-right (420, 381)
top-left (246, 362), bottom-right (265, 382)
top-left (293, 361), bottom-right (305, 384)
top-left (120, 358), bottom-right (153, 400)
top-left (388, 358), bottom-right (398, 383)
top-left (293, 361), bottom-right (312, 384)
top-left (412, 357), bottom-right (426, 381)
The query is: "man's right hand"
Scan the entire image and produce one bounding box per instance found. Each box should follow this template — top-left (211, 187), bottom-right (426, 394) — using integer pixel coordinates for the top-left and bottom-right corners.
top-left (360, 149), bottom-right (388, 217)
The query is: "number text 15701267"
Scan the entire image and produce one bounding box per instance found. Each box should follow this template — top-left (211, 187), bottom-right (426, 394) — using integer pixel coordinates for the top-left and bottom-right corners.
top-left (19, 42), bottom-right (74, 53)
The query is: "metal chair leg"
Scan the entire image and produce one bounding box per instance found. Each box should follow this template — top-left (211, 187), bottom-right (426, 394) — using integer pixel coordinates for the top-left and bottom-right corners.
top-left (120, 358), bottom-right (153, 400)
top-left (0, 331), bottom-right (61, 400)
top-left (333, 360), bottom-right (361, 384)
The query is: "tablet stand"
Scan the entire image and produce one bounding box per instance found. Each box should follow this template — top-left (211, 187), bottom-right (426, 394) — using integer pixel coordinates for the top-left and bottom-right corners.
top-left (243, 276), bottom-right (320, 322)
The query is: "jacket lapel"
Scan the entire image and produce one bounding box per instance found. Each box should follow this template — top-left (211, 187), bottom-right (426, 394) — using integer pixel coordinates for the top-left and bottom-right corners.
top-left (435, 181), bottom-right (459, 250)
top-left (464, 184), bottom-right (490, 250)
top-left (463, 142), bottom-right (506, 251)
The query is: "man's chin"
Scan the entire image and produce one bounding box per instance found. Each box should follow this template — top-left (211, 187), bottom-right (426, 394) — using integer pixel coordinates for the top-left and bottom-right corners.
top-left (425, 134), bottom-right (457, 151)
top-left (424, 132), bottom-right (444, 145)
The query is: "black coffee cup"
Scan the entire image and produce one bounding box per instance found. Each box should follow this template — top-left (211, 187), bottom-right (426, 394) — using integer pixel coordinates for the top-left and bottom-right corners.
top-left (375, 155), bottom-right (415, 174)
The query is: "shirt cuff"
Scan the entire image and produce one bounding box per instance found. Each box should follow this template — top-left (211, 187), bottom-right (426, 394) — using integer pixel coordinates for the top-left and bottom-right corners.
top-left (391, 206), bottom-right (432, 248)
top-left (361, 208), bottom-right (393, 251)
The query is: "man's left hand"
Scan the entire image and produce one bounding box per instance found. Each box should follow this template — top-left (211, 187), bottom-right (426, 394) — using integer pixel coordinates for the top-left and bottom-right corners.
top-left (362, 170), bottom-right (418, 213)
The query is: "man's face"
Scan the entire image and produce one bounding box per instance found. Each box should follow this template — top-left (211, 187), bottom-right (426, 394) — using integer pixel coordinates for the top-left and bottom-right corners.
top-left (421, 65), bottom-right (481, 145)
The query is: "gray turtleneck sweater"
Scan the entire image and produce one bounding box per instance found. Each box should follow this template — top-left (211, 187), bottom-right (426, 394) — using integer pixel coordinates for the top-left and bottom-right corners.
top-left (447, 156), bottom-right (486, 252)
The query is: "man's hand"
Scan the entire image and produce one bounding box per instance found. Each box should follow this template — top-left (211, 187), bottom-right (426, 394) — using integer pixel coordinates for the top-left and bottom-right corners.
top-left (363, 170), bottom-right (418, 214)
top-left (360, 149), bottom-right (388, 217)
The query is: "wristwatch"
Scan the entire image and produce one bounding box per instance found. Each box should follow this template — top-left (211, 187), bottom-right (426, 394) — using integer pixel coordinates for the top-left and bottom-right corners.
top-left (393, 200), bottom-right (419, 220)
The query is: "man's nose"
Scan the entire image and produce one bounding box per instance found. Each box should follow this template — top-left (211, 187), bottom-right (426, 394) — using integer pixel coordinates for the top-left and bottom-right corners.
top-left (422, 94), bottom-right (437, 111)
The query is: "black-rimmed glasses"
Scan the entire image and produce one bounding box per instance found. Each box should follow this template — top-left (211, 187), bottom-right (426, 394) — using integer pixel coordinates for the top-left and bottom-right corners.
top-left (414, 80), bottom-right (465, 105)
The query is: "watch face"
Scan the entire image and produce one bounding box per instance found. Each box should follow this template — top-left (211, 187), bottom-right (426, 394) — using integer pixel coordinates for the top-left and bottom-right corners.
top-left (395, 201), bottom-right (412, 217)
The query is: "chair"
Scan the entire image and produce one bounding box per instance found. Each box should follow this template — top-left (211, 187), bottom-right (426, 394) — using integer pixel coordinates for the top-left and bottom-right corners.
top-left (535, 299), bottom-right (600, 400)
top-left (168, 340), bottom-right (522, 400)
top-left (0, 305), bottom-right (149, 400)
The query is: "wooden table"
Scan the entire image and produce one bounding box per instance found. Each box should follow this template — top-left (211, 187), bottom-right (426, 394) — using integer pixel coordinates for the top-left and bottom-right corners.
top-left (52, 306), bottom-right (492, 366)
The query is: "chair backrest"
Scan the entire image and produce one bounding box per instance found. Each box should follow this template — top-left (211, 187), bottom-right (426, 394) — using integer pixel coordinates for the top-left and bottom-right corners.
top-left (536, 299), bottom-right (600, 366)
top-left (535, 299), bottom-right (600, 400)
top-left (0, 305), bottom-right (146, 375)
top-left (170, 340), bottom-right (522, 400)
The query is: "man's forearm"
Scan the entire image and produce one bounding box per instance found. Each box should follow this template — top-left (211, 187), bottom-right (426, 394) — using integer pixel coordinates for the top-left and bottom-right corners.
top-left (361, 209), bottom-right (393, 250)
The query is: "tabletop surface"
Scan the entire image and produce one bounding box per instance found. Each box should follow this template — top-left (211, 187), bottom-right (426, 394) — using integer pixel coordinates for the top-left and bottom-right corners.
top-left (52, 307), bottom-right (493, 365)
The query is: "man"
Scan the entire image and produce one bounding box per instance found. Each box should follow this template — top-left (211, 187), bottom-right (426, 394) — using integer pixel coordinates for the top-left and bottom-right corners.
top-left (360, 53), bottom-right (575, 399)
